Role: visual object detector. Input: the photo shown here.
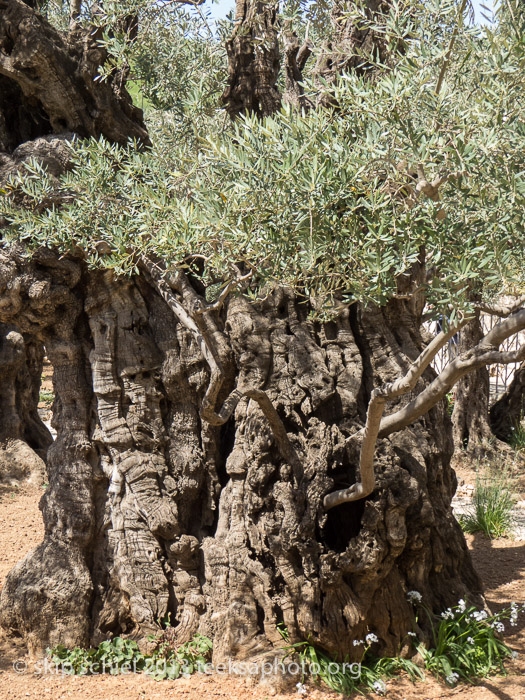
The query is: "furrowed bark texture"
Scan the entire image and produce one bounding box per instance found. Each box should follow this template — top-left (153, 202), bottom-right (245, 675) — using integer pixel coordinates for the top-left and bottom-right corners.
top-left (0, 0), bottom-right (150, 482)
top-left (0, 0), bottom-right (150, 149)
top-left (451, 313), bottom-right (493, 452)
top-left (222, 0), bottom-right (281, 119)
top-left (0, 250), bottom-right (481, 658)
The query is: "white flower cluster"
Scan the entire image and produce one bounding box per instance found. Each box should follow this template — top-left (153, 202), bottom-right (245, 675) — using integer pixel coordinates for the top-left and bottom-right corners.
top-left (441, 608), bottom-right (454, 620)
top-left (446, 671), bottom-right (460, 685)
top-left (372, 679), bottom-right (387, 694)
top-left (510, 603), bottom-right (519, 627)
top-left (366, 633), bottom-right (379, 645)
top-left (406, 590), bottom-right (422, 604)
top-left (353, 639), bottom-right (364, 646)
top-left (296, 681), bottom-right (308, 696)
top-left (491, 621), bottom-right (505, 633)
top-left (470, 610), bottom-right (488, 622)
top-left (457, 599), bottom-right (466, 612)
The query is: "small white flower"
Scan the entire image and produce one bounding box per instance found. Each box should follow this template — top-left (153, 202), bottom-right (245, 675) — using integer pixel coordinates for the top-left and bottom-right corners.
top-left (441, 608), bottom-right (454, 620)
top-left (446, 672), bottom-right (459, 685)
top-left (296, 681), bottom-right (307, 696)
top-left (457, 599), bottom-right (466, 612)
top-left (491, 621), bottom-right (505, 633)
top-left (407, 590), bottom-right (422, 603)
top-left (372, 679), bottom-right (386, 694)
top-left (511, 650), bottom-right (519, 659)
top-left (353, 639), bottom-right (364, 646)
top-left (471, 610), bottom-right (488, 622)
top-left (407, 631), bottom-right (417, 638)
top-left (467, 637), bottom-right (474, 644)
top-left (366, 633), bottom-right (379, 644)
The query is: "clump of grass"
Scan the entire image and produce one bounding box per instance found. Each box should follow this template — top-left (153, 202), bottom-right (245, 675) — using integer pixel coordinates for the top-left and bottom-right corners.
top-left (279, 626), bottom-right (422, 696)
top-left (459, 472), bottom-right (516, 538)
top-left (281, 596), bottom-right (522, 696)
top-left (509, 420), bottom-right (525, 452)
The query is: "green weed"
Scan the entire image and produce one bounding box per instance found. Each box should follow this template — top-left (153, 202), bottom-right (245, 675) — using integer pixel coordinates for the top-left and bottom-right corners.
top-left (48, 632), bottom-right (212, 680)
top-left (459, 472), bottom-right (516, 538)
top-left (509, 420), bottom-right (525, 451)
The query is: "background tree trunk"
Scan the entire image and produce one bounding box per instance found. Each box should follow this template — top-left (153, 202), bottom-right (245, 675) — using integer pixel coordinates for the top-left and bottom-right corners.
top-left (0, 251), bottom-right (482, 658)
top-left (490, 362), bottom-right (525, 441)
top-left (451, 312), bottom-right (494, 453)
top-left (0, 325), bottom-right (52, 455)
top-left (222, 0), bottom-right (281, 119)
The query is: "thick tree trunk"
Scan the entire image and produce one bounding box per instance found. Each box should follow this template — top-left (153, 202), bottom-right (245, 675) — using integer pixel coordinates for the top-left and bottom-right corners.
top-left (0, 0), bottom-right (482, 666)
top-left (490, 362), bottom-right (525, 441)
top-left (451, 312), bottom-right (493, 453)
top-left (0, 249), bottom-right (482, 659)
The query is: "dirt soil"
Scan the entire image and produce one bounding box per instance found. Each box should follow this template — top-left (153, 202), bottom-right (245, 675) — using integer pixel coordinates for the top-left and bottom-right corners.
top-left (0, 481), bottom-right (524, 700)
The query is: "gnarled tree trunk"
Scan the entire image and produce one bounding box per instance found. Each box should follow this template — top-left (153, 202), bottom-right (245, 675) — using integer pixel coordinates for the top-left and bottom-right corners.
top-left (490, 362), bottom-right (525, 441)
top-left (0, 249), bottom-right (481, 659)
top-left (0, 0), bottom-right (150, 482)
top-left (451, 312), bottom-right (493, 453)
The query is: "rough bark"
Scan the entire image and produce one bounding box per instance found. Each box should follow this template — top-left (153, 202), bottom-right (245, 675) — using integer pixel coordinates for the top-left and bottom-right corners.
top-left (0, 250), bottom-right (481, 660)
top-left (222, 0), bottom-right (281, 119)
top-left (0, 0), bottom-right (150, 479)
top-left (313, 0), bottom-right (393, 94)
top-left (0, 0), bottom-right (484, 667)
top-left (0, 0), bottom-right (149, 150)
top-left (490, 362), bottom-right (525, 441)
top-left (451, 313), bottom-right (493, 452)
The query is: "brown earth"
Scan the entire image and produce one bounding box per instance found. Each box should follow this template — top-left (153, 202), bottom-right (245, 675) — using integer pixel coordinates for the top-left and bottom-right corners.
top-left (0, 478), bottom-right (524, 700)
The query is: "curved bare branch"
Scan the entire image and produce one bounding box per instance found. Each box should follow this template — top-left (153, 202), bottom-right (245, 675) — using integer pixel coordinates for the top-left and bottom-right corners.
top-left (324, 319), bottom-right (468, 509)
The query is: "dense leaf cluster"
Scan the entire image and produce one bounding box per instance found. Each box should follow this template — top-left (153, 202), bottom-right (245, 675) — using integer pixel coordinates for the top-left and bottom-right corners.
top-left (3, 1), bottom-right (525, 318)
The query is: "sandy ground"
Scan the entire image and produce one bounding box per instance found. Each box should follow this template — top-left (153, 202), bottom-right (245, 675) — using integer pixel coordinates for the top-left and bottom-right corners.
top-left (0, 479), bottom-right (524, 700)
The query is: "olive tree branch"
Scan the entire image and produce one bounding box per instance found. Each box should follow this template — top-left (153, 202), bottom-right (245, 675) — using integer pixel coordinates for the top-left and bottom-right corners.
top-left (323, 318), bottom-right (468, 510)
top-left (475, 294), bottom-right (525, 318)
top-left (376, 308), bottom-right (525, 439)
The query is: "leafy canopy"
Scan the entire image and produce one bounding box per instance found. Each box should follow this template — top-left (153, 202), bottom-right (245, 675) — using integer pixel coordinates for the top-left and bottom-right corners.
top-left (4, 0), bottom-right (525, 319)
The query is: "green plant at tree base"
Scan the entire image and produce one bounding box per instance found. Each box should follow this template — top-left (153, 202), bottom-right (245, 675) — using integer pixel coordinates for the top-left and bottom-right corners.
top-left (38, 389), bottom-right (54, 404)
top-left (414, 600), bottom-right (519, 686)
top-left (279, 624), bottom-right (422, 696)
top-left (459, 472), bottom-right (516, 538)
top-left (48, 632), bottom-right (212, 680)
top-left (279, 598), bottom-right (521, 696)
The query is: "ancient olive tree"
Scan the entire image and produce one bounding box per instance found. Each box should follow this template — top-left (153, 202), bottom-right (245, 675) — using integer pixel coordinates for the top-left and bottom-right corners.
top-left (0, 0), bottom-right (524, 667)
